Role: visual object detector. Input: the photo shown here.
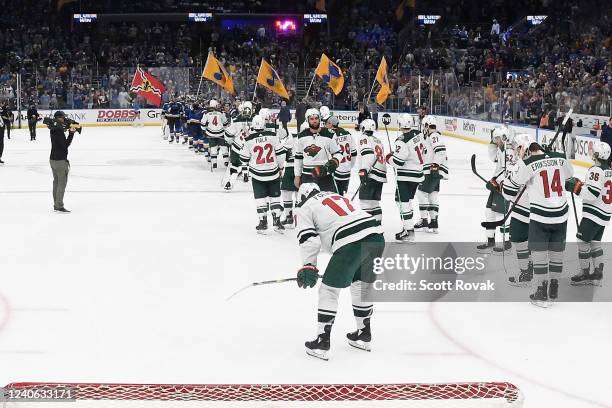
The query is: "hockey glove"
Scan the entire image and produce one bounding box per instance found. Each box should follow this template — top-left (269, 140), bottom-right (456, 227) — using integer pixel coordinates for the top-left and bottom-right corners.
top-left (297, 264), bottom-right (319, 289)
top-left (565, 177), bottom-right (583, 195)
top-left (486, 178), bottom-right (501, 193)
top-left (312, 159), bottom-right (339, 179)
top-left (430, 163), bottom-right (443, 180)
top-left (358, 169), bottom-right (368, 187)
top-left (385, 153), bottom-right (394, 164)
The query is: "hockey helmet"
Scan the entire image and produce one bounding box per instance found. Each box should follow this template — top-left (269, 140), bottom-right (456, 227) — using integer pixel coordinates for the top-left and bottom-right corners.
top-left (398, 113), bottom-right (418, 130)
top-left (297, 183), bottom-right (320, 206)
top-left (251, 115), bottom-right (265, 131)
top-left (360, 118), bottom-right (376, 134)
top-left (209, 99), bottom-right (219, 109)
top-left (305, 108), bottom-right (320, 119)
top-left (241, 101), bottom-right (253, 116)
top-left (319, 106), bottom-right (331, 121)
top-left (514, 133), bottom-right (535, 157)
top-left (327, 116), bottom-right (339, 128)
top-left (592, 141), bottom-right (611, 161)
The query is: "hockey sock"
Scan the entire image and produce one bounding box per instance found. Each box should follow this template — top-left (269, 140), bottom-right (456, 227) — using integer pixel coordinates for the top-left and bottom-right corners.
top-left (417, 190), bottom-right (429, 219)
top-left (397, 200), bottom-right (414, 230)
top-left (531, 250), bottom-right (548, 286)
top-left (361, 199), bottom-right (382, 223)
top-left (515, 241), bottom-right (530, 272)
top-left (549, 250), bottom-right (563, 278)
top-left (270, 197), bottom-right (283, 218)
top-left (429, 191), bottom-right (439, 220)
top-left (210, 146), bottom-right (218, 162)
top-left (578, 239), bottom-right (591, 272)
top-left (590, 241), bottom-right (604, 268)
top-left (485, 208), bottom-right (500, 239)
top-left (255, 199), bottom-right (269, 220)
top-left (350, 281), bottom-right (373, 330)
top-left (282, 191), bottom-right (294, 216)
top-left (317, 283), bottom-right (340, 334)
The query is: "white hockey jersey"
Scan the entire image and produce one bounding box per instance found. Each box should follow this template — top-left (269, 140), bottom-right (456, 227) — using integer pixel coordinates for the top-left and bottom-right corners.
top-left (500, 162), bottom-right (530, 224)
top-left (225, 115), bottom-right (251, 153)
top-left (422, 131), bottom-right (449, 179)
top-left (580, 164), bottom-right (612, 226)
top-left (281, 132), bottom-right (297, 168)
top-left (294, 128), bottom-right (342, 177)
top-left (509, 151), bottom-right (574, 224)
top-left (332, 127), bottom-right (357, 181)
top-left (201, 110), bottom-right (228, 139)
top-left (358, 133), bottom-right (387, 183)
top-left (390, 129), bottom-right (425, 183)
top-left (296, 191), bottom-right (383, 265)
top-left (239, 130), bottom-right (286, 181)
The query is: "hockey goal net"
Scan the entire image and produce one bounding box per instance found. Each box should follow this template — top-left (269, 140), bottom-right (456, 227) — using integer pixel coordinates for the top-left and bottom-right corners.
top-left (2, 382), bottom-right (522, 407)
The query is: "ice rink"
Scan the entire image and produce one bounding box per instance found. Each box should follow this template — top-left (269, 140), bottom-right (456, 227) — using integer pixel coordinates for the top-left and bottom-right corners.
top-left (0, 125), bottom-right (610, 407)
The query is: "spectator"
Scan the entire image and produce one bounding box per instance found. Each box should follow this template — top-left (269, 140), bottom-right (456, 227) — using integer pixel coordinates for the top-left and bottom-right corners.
top-left (278, 100), bottom-right (291, 135)
top-left (601, 118), bottom-right (612, 148)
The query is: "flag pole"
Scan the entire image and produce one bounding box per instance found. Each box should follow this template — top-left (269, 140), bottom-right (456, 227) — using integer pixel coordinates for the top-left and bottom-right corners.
top-left (305, 73), bottom-right (316, 98)
top-left (196, 75), bottom-right (205, 98)
top-left (252, 60), bottom-right (262, 102)
top-left (367, 79), bottom-right (377, 102)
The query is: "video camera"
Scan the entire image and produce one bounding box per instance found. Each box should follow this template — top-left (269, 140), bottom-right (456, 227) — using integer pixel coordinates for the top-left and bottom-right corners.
top-left (42, 116), bottom-right (83, 134)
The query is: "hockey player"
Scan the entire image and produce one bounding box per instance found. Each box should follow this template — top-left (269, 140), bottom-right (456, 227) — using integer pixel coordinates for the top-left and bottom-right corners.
top-left (164, 97), bottom-right (184, 143)
top-left (280, 122), bottom-right (309, 229)
top-left (186, 102), bottom-right (205, 155)
top-left (294, 108), bottom-right (342, 193)
top-left (295, 183), bottom-right (385, 360)
top-left (328, 116), bottom-right (356, 196)
top-left (202, 99), bottom-right (229, 170)
top-left (489, 133), bottom-right (533, 286)
top-left (570, 141), bottom-right (611, 286)
top-left (357, 119), bottom-right (387, 224)
top-left (239, 115), bottom-right (286, 233)
top-left (478, 127), bottom-right (511, 252)
top-left (223, 101), bottom-right (253, 189)
top-left (509, 139), bottom-right (575, 306)
top-left (388, 113), bottom-right (425, 242)
top-left (414, 116), bottom-right (448, 233)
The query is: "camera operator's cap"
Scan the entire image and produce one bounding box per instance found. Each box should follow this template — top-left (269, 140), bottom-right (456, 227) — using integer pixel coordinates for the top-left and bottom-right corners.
top-left (54, 111), bottom-right (66, 118)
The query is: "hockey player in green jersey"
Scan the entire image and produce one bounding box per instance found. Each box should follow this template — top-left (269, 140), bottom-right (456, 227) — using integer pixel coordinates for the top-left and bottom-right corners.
top-left (508, 140), bottom-right (575, 306)
top-left (295, 183), bottom-right (385, 360)
top-left (571, 141), bottom-right (611, 286)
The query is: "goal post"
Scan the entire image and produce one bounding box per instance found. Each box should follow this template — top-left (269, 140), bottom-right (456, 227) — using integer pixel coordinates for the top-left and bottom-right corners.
top-left (2, 382), bottom-right (522, 407)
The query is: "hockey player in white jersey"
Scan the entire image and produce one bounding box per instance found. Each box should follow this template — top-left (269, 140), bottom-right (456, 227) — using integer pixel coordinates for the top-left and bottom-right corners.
top-left (239, 115), bottom-right (286, 233)
top-left (280, 122), bottom-right (309, 229)
top-left (389, 113), bottom-right (425, 242)
top-left (508, 139), bottom-right (574, 306)
top-left (294, 108), bottom-right (342, 193)
top-left (223, 101), bottom-right (253, 190)
top-left (327, 116), bottom-right (356, 195)
top-left (571, 141), bottom-right (611, 286)
top-left (357, 119), bottom-right (387, 224)
top-left (414, 116), bottom-right (448, 233)
top-left (201, 99), bottom-right (229, 170)
top-left (295, 183), bottom-right (385, 360)
top-left (478, 126), bottom-right (511, 252)
top-left (489, 133), bottom-right (533, 286)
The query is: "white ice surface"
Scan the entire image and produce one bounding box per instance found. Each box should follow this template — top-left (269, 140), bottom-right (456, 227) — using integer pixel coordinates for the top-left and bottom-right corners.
top-left (0, 126), bottom-right (610, 407)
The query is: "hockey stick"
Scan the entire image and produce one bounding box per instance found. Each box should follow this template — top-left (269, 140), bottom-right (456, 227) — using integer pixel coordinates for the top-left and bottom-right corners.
top-left (481, 185), bottom-right (528, 229)
top-left (381, 114), bottom-right (402, 202)
top-left (226, 274), bottom-right (323, 301)
top-left (470, 154), bottom-right (488, 183)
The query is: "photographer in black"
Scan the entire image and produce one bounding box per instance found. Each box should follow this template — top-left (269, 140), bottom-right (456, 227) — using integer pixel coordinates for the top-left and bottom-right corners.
top-left (43, 111), bottom-right (81, 213)
top-left (27, 104), bottom-right (41, 141)
top-left (1, 103), bottom-right (12, 140)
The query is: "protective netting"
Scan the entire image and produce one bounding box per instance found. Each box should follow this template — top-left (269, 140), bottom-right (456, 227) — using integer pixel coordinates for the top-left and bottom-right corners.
top-left (3, 382), bottom-right (522, 406)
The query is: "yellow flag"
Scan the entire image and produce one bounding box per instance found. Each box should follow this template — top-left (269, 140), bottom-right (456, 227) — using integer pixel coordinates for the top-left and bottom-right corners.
top-left (375, 56), bottom-right (392, 105)
top-left (314, 54), bottom-right (344, 95)
top-left (256, 59), bottom-right (289, 99)
top-left (202, 53), bottom-right (236, 95)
